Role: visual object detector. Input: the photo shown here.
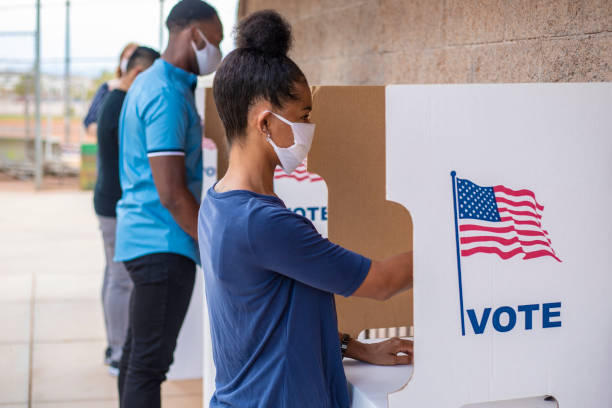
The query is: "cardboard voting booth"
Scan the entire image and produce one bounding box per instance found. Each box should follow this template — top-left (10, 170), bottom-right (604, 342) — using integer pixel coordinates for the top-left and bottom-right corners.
top-left (384, 83), bottom-right (612, 407)
top-left (202, 83), bottom-right (612, 407)
top-left (203, 85), bottom-right (413, 346)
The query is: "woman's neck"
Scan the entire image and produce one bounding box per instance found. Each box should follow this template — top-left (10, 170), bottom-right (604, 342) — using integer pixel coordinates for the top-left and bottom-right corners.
top-left (216, 140), bottom-right (277, 196)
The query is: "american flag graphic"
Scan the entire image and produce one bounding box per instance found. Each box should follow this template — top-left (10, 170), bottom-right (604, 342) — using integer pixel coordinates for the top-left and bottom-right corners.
top-left (274, 162), bottom-right (323, 183)
top-left (202, 137), bottom-right (217, 151)
top-left (455, 177), bottom-right (560, 262)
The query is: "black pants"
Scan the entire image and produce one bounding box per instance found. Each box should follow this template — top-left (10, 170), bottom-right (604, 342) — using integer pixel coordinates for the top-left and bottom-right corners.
top-left (118, 253), bottom-right (196, 408)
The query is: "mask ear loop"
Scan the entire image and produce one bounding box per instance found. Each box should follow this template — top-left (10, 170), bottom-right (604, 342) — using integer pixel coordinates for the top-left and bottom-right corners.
top-left (264, 110), bottom-right (294, 127)
top-left (198, 29), bottom-right (210, 47)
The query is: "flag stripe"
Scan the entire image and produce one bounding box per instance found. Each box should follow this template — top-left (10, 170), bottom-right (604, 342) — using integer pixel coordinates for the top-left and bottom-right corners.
top-left (461, 246), bottom-right (524, 259)
top-left (202, 138), bottom-right (217, 150)
top-left (273, 163), bottom-right (323, 182)
top-left (459, 224), bottom-right (550, 238)
top-left (498, 208), bottom-right (542, 219)
top-left (499, 216), bottom-right (541, 227)
top-left (459, 230), bottom-right (552, 246)
top-left (495, 197), bottom-right (543, 213)
top-left (462, 245), bottom-right (559, 261)
top-left (274, 174), bottom-right (323, 182)
top-left (460, 235), bottom-right (552, 248)
top-left (493, 185), bottom-right (544, 210)
top-left (275, 174), bottom-right (309, 181)
top-left (524, 250), bottom-right (562, 262)
top-left (460, 240), bottom-right (553, 253)
top-left (493, 192), bottom-right (544, 214)
top-left (459, 218), bottom-right (546, 232)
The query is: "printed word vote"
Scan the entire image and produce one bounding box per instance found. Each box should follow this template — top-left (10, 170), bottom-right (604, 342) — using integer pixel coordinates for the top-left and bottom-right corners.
top-left (467, 302), bottom-right (562, 334)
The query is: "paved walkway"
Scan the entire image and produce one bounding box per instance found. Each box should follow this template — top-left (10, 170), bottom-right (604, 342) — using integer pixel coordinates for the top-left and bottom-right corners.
top-left (0, 189), bottom-right (202, 407)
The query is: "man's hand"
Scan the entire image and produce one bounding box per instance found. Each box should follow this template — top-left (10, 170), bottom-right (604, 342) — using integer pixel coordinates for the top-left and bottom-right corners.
top-left (345, 337), bottom-right (413, 366)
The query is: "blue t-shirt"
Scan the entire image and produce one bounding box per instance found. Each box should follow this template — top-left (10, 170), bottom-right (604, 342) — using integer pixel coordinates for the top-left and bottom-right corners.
top-left (198, 187), bottom-right (371, 408)
top-left (115, 59), bottom-right (203, 263)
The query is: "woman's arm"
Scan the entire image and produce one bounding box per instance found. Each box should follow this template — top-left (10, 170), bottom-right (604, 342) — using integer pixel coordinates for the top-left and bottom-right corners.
top-left (344, 335), bottom-right (413, 366)
top-left (352, 252), bottom-right (413, 301)
top-left (83, 83), bottom-right (110, 129)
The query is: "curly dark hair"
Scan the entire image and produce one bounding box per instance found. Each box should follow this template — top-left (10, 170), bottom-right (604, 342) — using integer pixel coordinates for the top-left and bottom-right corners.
top-left (212, 10), bottom-right (307, 145)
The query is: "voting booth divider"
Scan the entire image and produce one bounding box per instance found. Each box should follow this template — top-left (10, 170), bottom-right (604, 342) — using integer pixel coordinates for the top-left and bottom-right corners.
top-left (202, 84), bottom-right (612, 407)
top-left (202, 86), bottom-right (414, 406)
top-left (203, 84), bottom-right (413, 342)
top-left (384, 83), bottom-right (612, 408)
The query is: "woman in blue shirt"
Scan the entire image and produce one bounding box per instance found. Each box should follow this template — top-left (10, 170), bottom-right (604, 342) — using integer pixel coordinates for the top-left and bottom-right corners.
top-left (198, 10), bottom-right (414, 408)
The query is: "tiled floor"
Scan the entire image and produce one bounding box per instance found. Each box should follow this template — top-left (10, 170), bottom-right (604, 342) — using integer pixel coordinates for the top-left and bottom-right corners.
top-left (0, 190), bottom-right (203, 407)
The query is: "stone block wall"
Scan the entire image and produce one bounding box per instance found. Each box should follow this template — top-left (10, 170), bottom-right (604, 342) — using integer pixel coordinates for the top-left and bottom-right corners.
top-left (238, 0), bottom-right (611, 84)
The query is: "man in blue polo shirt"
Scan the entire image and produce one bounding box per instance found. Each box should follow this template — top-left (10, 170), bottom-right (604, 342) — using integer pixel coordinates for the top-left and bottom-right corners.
top-left (114, 1), bottom-right (223, 406)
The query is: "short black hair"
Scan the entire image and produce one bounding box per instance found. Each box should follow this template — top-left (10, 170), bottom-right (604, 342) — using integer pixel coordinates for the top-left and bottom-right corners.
top-left (166, 0), bottom-right (218, 32)
top-left (126, 46), bottom-right (160, 72)
top-left (213, 10), bottom-right (306, 145)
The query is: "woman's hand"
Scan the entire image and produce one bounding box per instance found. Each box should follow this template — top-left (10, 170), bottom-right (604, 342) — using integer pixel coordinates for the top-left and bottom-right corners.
top-left (345, 337), bottom-right (413, 366)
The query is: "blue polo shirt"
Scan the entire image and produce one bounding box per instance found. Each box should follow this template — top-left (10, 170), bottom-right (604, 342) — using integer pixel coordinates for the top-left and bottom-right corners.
top-left (198, 187), bottom-right (371, 407)
top-left (115, 59), bottom-right (202, 263)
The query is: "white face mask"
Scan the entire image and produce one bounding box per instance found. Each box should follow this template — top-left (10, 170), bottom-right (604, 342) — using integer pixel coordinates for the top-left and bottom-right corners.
top-left (191, 29), bottom-right (222, 76)
top-left (265, 111), bottom-right (316, 175)
top-left (119, 58), bottom-right (129, 76)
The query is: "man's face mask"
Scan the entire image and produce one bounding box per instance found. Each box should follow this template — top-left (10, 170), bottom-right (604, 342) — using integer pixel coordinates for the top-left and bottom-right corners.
top-left (191, 29), bottom-right (222, 76)
top-left (265, 111), bottom-right (316, 175)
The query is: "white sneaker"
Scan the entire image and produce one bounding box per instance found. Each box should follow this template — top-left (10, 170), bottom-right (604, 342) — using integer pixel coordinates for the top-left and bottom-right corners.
top-left (108, 361), bottom-right (120, 377)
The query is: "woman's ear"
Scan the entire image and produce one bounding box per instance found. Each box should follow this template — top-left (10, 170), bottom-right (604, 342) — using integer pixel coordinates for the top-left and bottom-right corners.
top-left (256, 110), bottom-right (271, 136)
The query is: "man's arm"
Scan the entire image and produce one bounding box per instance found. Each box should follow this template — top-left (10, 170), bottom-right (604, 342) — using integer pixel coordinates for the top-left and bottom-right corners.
top-left (352, 252), bottom-right (413, 301)
top-left (150, 155), bottom-right (199, 240)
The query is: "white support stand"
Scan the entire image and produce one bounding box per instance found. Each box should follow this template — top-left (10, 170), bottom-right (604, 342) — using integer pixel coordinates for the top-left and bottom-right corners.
top-left (167, 266), bottom-right (204, 380)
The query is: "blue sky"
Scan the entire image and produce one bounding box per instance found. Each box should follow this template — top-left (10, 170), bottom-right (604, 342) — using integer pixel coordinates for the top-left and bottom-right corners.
top-left (0, 0), bottom-right (238, 77)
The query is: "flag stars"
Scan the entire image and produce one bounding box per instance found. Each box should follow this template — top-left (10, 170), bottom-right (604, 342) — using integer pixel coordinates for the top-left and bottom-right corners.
top-left (456, 178), bottom-right (501, 221)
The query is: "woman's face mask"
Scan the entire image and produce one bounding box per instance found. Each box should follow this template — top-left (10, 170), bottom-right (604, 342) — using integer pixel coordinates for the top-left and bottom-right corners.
top-left (119, 58), bottom-right (129, 76)
top-left (265, 111), bottom-right (316, 175)
top-left (191, 29), bottom-right (222, 76)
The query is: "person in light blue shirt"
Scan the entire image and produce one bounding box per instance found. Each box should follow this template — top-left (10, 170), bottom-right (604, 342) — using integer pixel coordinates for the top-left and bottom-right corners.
top-left (114, 1), bottom-right (223, 407)
top-left (199, 10), bottom-right (414, 408)
top-left (115, 57), bottom-right (203, 263)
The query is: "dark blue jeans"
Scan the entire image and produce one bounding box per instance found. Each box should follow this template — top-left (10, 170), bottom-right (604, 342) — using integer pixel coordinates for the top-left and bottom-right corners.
top-left (118, 253), bottom-right (195, 408)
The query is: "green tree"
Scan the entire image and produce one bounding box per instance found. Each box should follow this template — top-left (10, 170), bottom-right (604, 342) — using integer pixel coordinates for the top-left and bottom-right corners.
top-left (13, 73), bottom-right (33, 97)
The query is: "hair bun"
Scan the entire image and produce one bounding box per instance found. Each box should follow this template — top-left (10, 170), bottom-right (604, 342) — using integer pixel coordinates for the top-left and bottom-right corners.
top-left (236, 10), bottom-right (292, 56)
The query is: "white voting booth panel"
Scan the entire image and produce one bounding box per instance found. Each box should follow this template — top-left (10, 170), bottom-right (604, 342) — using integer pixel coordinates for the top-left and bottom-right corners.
top-left (385, 83), bottom-right (612, 407)
top-left (167, 264), bottom-right (203, 379)
top-left (273, 162), bottom-right (328, 237)
top-left (166, 137), bottom-right (218, 380)
top-left (201, 138), bottom-right (218, 399)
